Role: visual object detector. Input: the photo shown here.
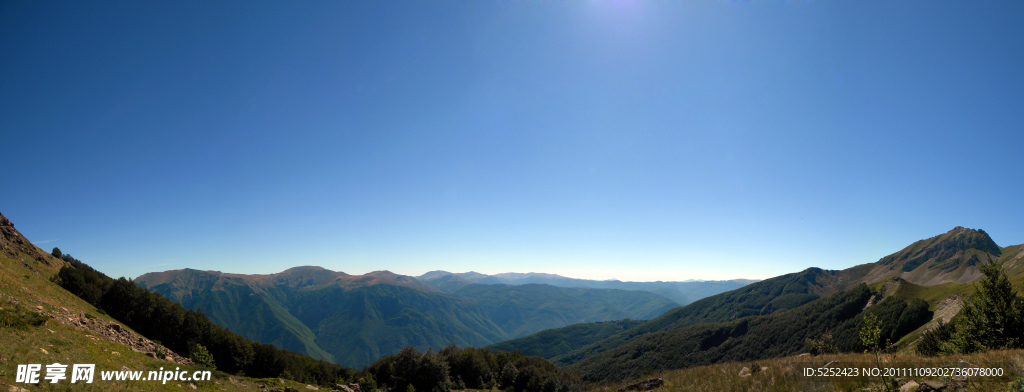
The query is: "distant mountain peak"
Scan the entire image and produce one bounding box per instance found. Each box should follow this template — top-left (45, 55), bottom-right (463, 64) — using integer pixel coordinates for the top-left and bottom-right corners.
top-left (493, 272), bottom-right (568, 280)
top-left (864, 226), bottom-right (1002, 285)
top-left (266, 266), bottom-right (348, 287)
top-left (418, 270), bottom-right (453, 280)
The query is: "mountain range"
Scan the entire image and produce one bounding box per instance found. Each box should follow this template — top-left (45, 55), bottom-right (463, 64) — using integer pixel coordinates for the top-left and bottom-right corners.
top-left (4, 208), bottom-right (1023, 389)
top-left (416, 271), bottom-right (755, 305)
top-left (135, 267), bottom-right (689, 367)
top-left (137, 226), bottom-right (1022, 377)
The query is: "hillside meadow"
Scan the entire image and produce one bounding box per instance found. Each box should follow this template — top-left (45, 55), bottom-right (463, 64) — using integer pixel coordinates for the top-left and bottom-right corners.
top-left (590, 350), bottom-right (1024, 392)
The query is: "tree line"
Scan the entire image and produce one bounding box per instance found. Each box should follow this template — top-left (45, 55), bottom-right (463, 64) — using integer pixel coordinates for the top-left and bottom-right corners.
top-left (365, 345), bottom-right (582, 392)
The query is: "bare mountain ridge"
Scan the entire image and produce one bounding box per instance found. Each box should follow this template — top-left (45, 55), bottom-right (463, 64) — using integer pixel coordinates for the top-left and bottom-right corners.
top-left (862, 226), bottom-right (1004, 285)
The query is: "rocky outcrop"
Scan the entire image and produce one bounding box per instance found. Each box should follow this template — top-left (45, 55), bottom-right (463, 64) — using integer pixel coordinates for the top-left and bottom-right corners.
top-left (618, 378), bottom-right (664, 392)
top-left (34, 304), bottom-right (192, 365)
top-left (0, 212), bottom-right (28, 258)
top-left (916, 380), bottom-right (947, 391)
top-left (0, 212), bottom-right (64, 270)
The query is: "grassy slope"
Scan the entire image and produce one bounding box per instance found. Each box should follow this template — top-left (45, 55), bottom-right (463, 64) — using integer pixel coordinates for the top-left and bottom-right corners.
top-left (0, 247), bottom-right (312, 391)
top-left (590, 350), bottom-right (1024, 392)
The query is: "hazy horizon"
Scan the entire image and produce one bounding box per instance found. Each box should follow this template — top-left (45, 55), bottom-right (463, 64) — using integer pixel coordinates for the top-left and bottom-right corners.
top-left (3, 1), bottom-right (1022, 282)
top-left (134, 264), bottom-right (758, 283)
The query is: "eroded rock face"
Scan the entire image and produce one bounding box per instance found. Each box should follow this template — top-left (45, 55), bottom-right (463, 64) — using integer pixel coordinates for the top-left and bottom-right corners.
top-left (0, 212), bottom-right (28, 259)
top-left (617, 378), bottom-right (664, 392)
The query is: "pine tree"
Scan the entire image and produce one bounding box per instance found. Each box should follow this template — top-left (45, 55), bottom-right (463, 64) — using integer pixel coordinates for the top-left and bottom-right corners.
top-left (943, 256), bottom-right (1024, 353)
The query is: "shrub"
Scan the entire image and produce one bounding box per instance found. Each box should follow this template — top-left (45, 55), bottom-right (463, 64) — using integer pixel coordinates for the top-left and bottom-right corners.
top-left (191, 344), bottom-right (216, 369)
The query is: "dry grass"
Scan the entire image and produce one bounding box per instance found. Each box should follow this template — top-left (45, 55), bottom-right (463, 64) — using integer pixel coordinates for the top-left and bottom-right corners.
top-left (590, 350), bottom-right (1024, 392)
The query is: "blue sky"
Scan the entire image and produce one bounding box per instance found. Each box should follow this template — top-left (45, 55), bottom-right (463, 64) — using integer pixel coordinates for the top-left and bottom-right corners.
top-left (2, 1), bottom-right (1023, 281)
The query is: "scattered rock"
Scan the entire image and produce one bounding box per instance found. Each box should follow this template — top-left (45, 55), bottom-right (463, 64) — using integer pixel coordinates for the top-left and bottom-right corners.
top-left (899, 380), bottom-right (919, 392)
top-left (306, 385), bottom-right (319, 390)
top-left (917, 380), bottom-right (946, 391)
top-left (739, 367), bottom-right (751, 377)
top-left (953, 359), bottom-right (974, 382)
top-left (9, 386), bottom-right (31, 392)
top-left (617, 378), bottom-right (664, 392)
top-left (39, 348), bottom-right (48, 354)
top-left (33, 302), bottom-right (192, 365)
top-left (190, 383), bottom-right (197, 389)
top-left (798, 353), bottom-right (810, 357)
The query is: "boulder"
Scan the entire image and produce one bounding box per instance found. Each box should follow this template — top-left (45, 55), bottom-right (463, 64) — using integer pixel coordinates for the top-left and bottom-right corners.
top-left (617, 378), bottom-right (664, 392)
top-left (917, 381), bottom-right (946, 391)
